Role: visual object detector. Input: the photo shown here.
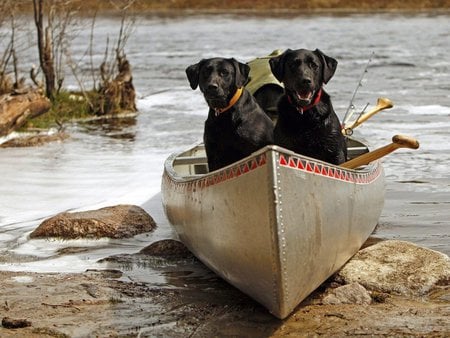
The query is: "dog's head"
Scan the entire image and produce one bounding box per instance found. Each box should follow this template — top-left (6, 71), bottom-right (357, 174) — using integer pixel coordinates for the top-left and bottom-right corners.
top-left (269, 49), bottom-right (337, 108)
top-left (186, 58), bottom-right (249, 110)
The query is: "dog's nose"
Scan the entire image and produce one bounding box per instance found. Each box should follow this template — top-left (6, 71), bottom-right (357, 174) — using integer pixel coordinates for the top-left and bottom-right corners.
top-left (205, 84), bottom-right (220, 95)
top-left (301, 78), bottom-right (312, 86)
top-left (207, 84), bottom-right (219, 91)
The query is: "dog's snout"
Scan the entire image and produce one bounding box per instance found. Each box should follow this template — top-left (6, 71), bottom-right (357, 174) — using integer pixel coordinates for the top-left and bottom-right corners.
top-left (301, 78), bottom-right (312, 86)
top-left (205, 83), bottom-right (221, 97)
top-left (207, 83), bottom-right (219, 91)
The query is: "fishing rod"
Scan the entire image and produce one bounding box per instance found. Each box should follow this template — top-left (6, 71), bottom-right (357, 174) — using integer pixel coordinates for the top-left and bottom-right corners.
top-left (342, 97), bottom-right (393, 136)
top-left (342, 52), bottom-right (374, 127)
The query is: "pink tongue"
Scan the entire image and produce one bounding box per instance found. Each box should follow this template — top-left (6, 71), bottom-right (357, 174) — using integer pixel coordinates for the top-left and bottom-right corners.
top-left (298, 90), bottom-right (312, 101)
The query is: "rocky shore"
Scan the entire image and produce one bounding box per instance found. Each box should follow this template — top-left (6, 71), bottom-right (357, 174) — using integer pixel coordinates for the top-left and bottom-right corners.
top-left (0, 241), bottom-right (449, 337)
top-left (0, 205), bottom-right (449, 337)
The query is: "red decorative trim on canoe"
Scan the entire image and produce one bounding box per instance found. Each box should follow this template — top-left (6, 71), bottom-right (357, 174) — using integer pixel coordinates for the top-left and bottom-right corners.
top-left (288, 157), bottom-right (297, 168)
top-left (250, 159), bottom-right (258, 170)
top-left (278, 154), bottom-right (382, 184)
top-left (314, 164), bottom-right (321, 174)
top-left (279, 155), bottom-right (288, 166)
top-left (235, 166), bottom-right (242, 177)
top-left (242, 163), bottom-right (250, 173)
top-left (162, 151), bottom-right (382, 194)
top-left (164, 153), bottom-right (269, 191)
top-left (258, 155), bottom-right (266, 166)
top-left (297, 160), bottom-right (305, 170)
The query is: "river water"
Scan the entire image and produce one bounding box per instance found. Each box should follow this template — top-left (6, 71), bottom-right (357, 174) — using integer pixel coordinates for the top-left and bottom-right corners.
top-left (0, 13), bottom-right (449, 277)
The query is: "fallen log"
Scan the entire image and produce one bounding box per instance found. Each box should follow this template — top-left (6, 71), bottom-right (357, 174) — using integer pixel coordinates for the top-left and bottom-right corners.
top-left (0, 131), bottom-right (69, 148)
top-left (0, 90), bottom-right (51, 137)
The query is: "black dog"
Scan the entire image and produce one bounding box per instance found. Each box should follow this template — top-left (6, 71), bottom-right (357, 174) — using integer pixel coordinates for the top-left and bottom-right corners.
top-left (186, 58), bottom-right (274, 172)
top-left (269, 49), bottom-right (347, 165)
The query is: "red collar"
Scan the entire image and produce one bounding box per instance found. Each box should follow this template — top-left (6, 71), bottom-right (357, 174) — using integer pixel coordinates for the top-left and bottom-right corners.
top-left (214, 87), bottom-right (243, 116)
top-left (288, 88), bottom-right (322, 113)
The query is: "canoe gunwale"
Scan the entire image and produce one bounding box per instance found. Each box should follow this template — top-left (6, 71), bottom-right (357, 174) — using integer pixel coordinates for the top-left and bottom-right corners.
top-left (164, 142), bottom-right (381, 185)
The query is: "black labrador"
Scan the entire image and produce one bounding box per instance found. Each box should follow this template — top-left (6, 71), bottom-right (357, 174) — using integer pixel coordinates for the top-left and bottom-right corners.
top-left (186, 58), bottom-right (274, 172)
top-left (269, 48), bottom-right (347, 165)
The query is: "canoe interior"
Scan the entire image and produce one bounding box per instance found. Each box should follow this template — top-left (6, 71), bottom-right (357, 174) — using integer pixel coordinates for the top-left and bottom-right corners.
top-left (171, 144), bottom-right (208, 177)
top-left (171, 137), bottom-right (369, 177)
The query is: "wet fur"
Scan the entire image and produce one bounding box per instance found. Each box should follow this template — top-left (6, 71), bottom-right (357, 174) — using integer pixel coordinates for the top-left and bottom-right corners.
top-left (186, 58), bottom-right (274, 171)
top-left (269, 49), bottom-right (347, 165)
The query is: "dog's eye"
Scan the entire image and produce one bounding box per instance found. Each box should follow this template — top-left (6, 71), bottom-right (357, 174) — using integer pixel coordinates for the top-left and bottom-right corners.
top-left (200, 66), bottom-right (213, 78)
top-left (220, 69), bottom-right (229, 77)
top-left (310, 61), bottom-right (319, 70)
top-left (289, 60), bottom-right (301, 71)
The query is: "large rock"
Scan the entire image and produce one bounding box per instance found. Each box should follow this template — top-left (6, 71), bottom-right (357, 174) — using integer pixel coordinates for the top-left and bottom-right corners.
top-left (30, 204), bottom-right (156, 239)
top-left (336, 240), bottom-right (450, 296)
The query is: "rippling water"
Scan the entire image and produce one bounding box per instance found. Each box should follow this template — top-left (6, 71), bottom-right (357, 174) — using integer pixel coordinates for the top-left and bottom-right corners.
top-left (0, 13), bottom-right (449, 274)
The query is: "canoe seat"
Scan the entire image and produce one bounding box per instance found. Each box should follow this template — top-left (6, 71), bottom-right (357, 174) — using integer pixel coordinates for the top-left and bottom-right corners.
top-left (173, 156), bottom-right (208, 165)
top-left (173, 155), bottom-right (209, 175)
top-left (347, 146), bottom-right (368, 159)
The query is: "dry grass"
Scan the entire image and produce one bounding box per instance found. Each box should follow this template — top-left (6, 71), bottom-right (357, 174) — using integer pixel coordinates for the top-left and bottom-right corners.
top-left (14, 0), bottom-right (450, 14)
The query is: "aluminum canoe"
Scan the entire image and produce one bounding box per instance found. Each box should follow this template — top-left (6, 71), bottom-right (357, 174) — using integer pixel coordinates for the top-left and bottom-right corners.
top-left (161, 138), bottom-right (385, 319)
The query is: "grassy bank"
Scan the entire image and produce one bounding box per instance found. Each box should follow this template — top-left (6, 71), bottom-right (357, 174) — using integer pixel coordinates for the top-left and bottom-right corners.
top-left (23, 91), bottom-right (96, 130)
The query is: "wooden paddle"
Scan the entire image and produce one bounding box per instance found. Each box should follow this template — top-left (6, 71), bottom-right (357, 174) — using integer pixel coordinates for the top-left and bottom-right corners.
top-left (341, 134), bottom-right (420, 169)
top-left (342, 97), bottom-right (393, 135)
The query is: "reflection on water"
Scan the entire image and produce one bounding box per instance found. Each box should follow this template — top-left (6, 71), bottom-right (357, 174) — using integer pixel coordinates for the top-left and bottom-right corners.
top-left (0, 13), bottom-right (449, 278)
top-left (80, 116), bottom-right (138, 141)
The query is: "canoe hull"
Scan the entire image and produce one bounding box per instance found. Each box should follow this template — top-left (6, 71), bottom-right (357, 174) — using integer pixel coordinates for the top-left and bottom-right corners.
top-left (162, 144), bottom-right (384, 319)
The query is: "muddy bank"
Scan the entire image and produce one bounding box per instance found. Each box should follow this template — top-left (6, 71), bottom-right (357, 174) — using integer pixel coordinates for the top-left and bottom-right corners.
top-left (1, 242), bottom-right (449, 337)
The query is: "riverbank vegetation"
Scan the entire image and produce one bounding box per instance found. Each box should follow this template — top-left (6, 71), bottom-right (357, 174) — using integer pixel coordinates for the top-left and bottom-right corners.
top-left (0, 0), bottom-right (137, 136)
top-left (12, 0), bottom-right (450, 13)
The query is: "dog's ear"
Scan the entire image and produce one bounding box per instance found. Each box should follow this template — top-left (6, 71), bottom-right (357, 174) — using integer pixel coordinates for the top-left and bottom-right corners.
top-left (186, 61), bottom-right (202, 90)
top-left (269, 49), bottom-right (291, 83)
top-left (229, 58), bottom-right (250, 88)
top-left (314, 49), bottom-right (338, 84)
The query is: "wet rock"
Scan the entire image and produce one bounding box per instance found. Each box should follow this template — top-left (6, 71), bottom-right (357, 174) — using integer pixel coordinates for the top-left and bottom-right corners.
top-left (2, 316), bottom-right (32, 329)
top-left (30, 204), bottom-right (156, 239)
top-left (140, 239), bottom-right (193, 258)
top-left (85, 269), bottom-right (123, 279)
top-left (323, 282), bottom-right (372, 305)
top-left (336, 240), bottom-right (450, 296)
top-left (370, 290), bottom-right (390, 303)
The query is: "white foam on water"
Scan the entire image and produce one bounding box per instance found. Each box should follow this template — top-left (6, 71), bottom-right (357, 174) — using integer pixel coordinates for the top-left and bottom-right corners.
top-left (137, 89), bottom-right (206, 117)
top-left (401, 104), bottom-right (450, 116)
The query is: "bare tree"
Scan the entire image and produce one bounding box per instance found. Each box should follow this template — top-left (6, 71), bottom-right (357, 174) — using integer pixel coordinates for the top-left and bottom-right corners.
top-left (32, 0), bottom-right (80, 100)
top-left (96, 5), bottom-right (136, 115)
top-left (0, 1), bottom-right (29, 95)
top-left (33, 0), bottom-right (56, 99)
